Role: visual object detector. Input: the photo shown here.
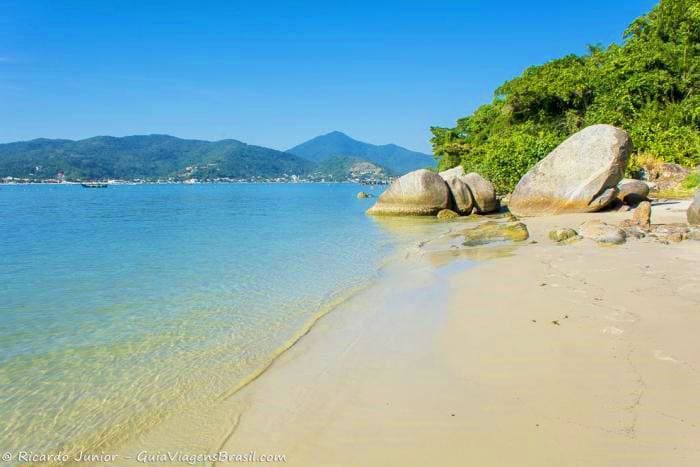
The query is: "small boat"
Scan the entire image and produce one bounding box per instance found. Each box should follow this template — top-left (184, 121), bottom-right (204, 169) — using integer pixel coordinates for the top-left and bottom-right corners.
top-left (81, 182), bottom-right (109, 188)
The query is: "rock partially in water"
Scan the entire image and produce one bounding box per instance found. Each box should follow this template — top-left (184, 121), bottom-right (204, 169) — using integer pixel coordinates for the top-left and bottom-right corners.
top-left (357, 191), bottom-right (371, 199)
top-left (458, 221), bottom-right (530, 247)
top-left (617, 180), bottom-right (650, 206)
top-left (461, 172), bottom-right (498, 214)
top-left (548, 228), bottom-right (579, 243)
top-left (688, 190), bottom-right (700, 225)
top-left (367, 169), bottom-right (450, 216)
top-left (579, 220), bottom-right (627, 245)
top-left (445, 177), bottom-right (474, 215)
top-left (437, 209), bottom-right (460, 220)
top-left (509, 124), bottom-right (630, 216)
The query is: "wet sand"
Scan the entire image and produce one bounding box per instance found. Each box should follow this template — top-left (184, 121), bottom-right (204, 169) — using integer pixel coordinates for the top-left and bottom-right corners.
top-left (215, 201), bottom-right (700, 467)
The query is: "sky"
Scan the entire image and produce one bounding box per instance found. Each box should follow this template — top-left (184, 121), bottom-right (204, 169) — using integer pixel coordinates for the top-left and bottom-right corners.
top-left (1, 0), bottom-right (657, 153)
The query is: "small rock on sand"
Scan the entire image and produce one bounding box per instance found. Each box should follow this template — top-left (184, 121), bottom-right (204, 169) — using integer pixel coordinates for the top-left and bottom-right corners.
top-left (632, 201), bottom-right (652, 230)
top-left (437, 209), bottom-right (460, 220)
top-left (548, 228), bottom-right (579, 243)
top-left (579, 220), bottom-right (627, 245)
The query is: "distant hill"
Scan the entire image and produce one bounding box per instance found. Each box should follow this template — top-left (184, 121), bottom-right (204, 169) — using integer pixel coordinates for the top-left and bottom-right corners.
top-left (312, 155), bottom-right (392, 181)
top-left (287, 131), bottom-right (434, 174)
top-left (0, 135), bottom-right (314, 180)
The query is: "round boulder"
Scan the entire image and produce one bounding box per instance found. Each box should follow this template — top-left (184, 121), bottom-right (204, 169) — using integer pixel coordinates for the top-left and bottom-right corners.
top-left (579, 220), bottom-right (627, 245)
top-left (509, 125), bottom-right (630, 216)
top-left (366, 169), bottom-right (450, 216)
top-left (617, 180), bottom-right (650, 206)
top-left (461, 172), bottom-right (498, 214)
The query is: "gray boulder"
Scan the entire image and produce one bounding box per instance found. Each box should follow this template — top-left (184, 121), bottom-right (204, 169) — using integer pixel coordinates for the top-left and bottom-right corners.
top-left (445, 177), bottom-right (474, 215)
top-left (439, 165), bottom-right (466, 181)
top-left (689, 191), bottom-right (700, 225)
top-left (579, 220), bottom-right (627, 245)
top-left (617, 180), bottom-right (650, 205)
top-left (509, 125), bottom-right (630, 216)
top-left (366, 169), bottom-right (450, 216)
top-left (461, 172), bottom-right (498, 214)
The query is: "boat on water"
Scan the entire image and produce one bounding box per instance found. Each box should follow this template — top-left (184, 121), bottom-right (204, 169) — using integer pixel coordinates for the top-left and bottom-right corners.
top-left (80, 182), bottom-right (109, 188)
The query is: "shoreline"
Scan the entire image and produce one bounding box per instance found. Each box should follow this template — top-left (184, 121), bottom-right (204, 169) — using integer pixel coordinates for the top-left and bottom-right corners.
top-left (208, 201), bottom-right (700, 467)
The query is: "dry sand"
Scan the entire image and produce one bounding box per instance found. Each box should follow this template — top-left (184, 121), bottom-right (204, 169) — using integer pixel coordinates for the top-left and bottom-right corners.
top-left (213, 201), bottom-right (700, 466)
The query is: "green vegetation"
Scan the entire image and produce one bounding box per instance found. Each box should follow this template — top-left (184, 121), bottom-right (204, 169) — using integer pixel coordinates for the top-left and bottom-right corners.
top-left (0, 132), bottom-right (425, 181)
top-left (431, 0), bottom-right (699, 193)
top-left (0, 135), bottom-right (315, 180)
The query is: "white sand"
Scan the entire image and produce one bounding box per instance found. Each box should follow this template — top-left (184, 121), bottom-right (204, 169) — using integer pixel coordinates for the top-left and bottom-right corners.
top-left (216, 201), bottom-right (700, 466)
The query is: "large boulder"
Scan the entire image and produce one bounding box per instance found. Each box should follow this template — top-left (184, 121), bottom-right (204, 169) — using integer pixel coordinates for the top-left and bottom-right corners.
top-left (366, 169), bottom-right (450, 216)
top-left (689, 191), bottom-right (700, 225)
top-left (509, 125), bottom-right (630, 216)
top-left (462, 172), bottom-right (498, 214)
top-left (445, 177), bottom-right (474, 215)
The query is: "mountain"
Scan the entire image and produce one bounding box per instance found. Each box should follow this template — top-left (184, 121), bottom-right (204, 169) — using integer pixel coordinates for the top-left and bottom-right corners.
top-left (0, 135), bottom-right (315, 180)
top-left (312, 155), bottom-right (393, 182)
top-left (287, 131), bottom-right (434, 174)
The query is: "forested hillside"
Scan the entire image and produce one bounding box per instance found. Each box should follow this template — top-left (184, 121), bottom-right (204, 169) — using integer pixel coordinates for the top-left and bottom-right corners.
top-left (0, 135), bottom-right (315, 180)
top-left (431, 0), bottom-right (699, 192)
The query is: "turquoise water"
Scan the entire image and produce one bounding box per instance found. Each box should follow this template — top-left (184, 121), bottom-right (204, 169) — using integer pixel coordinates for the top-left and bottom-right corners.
top-left (0, 183), bottom-right (401, 455)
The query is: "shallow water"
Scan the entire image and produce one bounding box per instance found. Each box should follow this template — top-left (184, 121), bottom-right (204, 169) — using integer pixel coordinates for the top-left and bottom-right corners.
top-left (0, 183), bottom-right (443, 456)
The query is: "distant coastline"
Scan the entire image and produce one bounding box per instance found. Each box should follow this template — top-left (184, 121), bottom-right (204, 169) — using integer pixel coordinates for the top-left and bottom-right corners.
top-left (0, 177), bottom-right (390, 185)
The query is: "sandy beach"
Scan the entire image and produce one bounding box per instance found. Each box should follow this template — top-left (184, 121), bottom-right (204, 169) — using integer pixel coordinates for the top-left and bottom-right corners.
top-left (214, 201), bottom-right (700, 467)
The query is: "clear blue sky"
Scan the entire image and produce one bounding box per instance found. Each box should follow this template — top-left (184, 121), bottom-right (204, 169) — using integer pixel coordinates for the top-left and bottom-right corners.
top-left (1, 0), bottom-right (656, 153)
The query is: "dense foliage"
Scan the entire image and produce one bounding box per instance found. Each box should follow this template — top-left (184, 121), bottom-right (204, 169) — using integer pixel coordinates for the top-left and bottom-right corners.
top-left (0, 132), bottom-right (428, 181)
top-left (288, 131), bottom-right (434, 174)
top-left (431, 0), bottom-right (700, 192)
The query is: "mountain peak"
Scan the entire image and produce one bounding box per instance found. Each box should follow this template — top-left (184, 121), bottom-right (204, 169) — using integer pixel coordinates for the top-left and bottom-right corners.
top-left (287, 132), bottom-right (433, 174)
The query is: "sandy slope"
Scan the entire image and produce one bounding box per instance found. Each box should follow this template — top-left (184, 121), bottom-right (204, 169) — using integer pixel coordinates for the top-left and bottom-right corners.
top-left (219, 201), bottom-right (700, 467)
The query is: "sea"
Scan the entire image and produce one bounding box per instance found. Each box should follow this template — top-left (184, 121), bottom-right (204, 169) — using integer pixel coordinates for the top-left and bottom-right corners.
top-left (0, 183), bottom-right (443, 458)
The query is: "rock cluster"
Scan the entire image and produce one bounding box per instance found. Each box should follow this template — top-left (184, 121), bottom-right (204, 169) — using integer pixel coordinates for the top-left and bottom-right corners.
top-left (367, 168), bottom-right (498, 217)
